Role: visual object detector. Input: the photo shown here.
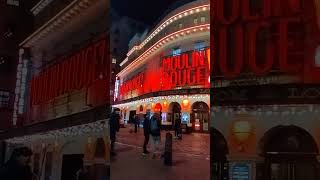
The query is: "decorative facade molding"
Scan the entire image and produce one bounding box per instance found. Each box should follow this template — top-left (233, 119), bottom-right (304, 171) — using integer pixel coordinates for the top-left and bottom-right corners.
top-left (21, 0), bottom-right (97, 47)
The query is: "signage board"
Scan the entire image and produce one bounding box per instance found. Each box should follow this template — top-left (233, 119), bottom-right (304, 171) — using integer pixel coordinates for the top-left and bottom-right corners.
top-left (213, 0), bottom-right (320, 82)
top-left (230, 162), bottom-right (251, 180)
top-left (30, 38), bottom-right (109, 106)
top-left (119, 48), bottom-right (210, 100)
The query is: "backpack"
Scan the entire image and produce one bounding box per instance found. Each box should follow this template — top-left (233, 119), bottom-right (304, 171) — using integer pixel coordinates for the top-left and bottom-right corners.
top-left (150, 117), bottom-right (158, 131)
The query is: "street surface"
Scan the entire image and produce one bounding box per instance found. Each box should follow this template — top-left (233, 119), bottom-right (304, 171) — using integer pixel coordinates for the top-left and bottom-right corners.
top-left (110, 127), bottom-right (210, 180)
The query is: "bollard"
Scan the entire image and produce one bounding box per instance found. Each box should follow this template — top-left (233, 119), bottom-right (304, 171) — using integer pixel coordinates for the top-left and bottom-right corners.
top-left (164, 132), bottom-right (172, 166)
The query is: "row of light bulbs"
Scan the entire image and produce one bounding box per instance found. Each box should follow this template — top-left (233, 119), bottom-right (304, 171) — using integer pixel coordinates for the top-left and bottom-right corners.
top-left (6, 120), bottom-right (107, 145)
top-left (126, 4), bottom-right (210, 57)
top-left (119, 23), bottom-right (210, 76)
top-left (114, 94), bottom-right (210, 109)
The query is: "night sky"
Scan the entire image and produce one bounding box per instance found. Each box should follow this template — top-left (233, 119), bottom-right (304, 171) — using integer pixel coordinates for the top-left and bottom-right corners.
top-left (111, 0), bottom-right (195, 25)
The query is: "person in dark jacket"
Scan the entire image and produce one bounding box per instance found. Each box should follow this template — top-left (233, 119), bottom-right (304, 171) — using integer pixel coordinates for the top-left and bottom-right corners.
top-left (142, 110), bottom-right (151, 154)
top-left (110, 108), bottom-right (120, 156)
top-left (175, 116), bottom-right (182, 140)
top-left (134, 114), bottom-right (139, 133)
top-left (0, 147), bottom-right (36, 180)
top-left (149, 111), bottom-right (162, 159)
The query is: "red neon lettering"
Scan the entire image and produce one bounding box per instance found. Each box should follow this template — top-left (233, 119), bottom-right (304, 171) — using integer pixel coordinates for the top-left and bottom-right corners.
top-left (242, 0), bottom-right (259, 21)
top-left (247, 22), bottom-right (274, 75)
top-left (216, 0), bottom-right (239, 24)
top-left (219, 25), bottom-right (243, 79)
top-left (279, 18), bottom-right (302, 73)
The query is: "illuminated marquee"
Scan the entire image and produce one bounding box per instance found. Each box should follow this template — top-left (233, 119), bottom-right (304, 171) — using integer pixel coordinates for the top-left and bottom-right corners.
top-left (119, 48), bottom-right (210, 99)
top-left (120, 73), bottom-right (144, 97)
top-left (30, 38), bottom-right (109, 105)
top-left (213, 0), bottom-right (320, 81)
top-left (161, 48), bottom-right (210, 89)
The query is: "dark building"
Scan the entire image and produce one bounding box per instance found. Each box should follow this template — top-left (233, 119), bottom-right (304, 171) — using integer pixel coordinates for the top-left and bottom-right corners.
top-left (212, 0), bottom-right (320, 180)
top-left (0, 0), bottom-right (35, 164)
top-left (0, 0), bottom-right (110, 179)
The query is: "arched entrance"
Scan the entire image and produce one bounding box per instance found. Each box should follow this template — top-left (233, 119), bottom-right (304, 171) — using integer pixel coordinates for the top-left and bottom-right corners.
top-left (168, 102), bottom-right (181, 130)
top-left (191, 101), bottom-right (209, 132)
top-left (154, 103), bottom-right (162, 112)
top-left (259, 125), bottom-right (320, 180)
top-left (211, 128), bottom-right (229, 180)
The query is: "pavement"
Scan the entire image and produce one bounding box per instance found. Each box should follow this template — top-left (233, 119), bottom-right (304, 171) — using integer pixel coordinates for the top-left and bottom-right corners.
top-left (110, 127), bottom-right (210, 180)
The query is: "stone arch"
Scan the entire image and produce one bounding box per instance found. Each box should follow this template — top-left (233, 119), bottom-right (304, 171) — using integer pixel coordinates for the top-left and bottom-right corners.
top-left (258, 125), bottom-right (319, 157)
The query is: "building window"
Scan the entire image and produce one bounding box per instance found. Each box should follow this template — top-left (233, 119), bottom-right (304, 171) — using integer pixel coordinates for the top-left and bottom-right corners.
top-left (194, 18), bottom-right (198, 24)
top-left (172, 47), bottom-right (181, 56)
top-left (179, 23), bottom-right (183, 29)
top-left (194, 41), bottom-right (206, 51)
top-left (0, 91), bottom-right (10, 108)
top-left (201, 16), bottom-right (206, 23)
top-left (6, 0), bottom-right (19, 6)
top-left (112, 58), bottom-right (117, 64)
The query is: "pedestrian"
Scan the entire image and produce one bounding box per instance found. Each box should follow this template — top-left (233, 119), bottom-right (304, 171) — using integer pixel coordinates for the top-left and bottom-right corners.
top-left (177, 116), bottom-right (182, 140)
top-left (174, 118), bottom-right (179, 138)
top-left (134, 114), bottom-right (139, 133)
top-left (0, 147), bottom-right (38, 180)
top-left (149, 111), bottom-right (162, 159)
top-left (142, 110), bottom-right (151, 155)
top-left (110, 108), bottom-right (120, 156)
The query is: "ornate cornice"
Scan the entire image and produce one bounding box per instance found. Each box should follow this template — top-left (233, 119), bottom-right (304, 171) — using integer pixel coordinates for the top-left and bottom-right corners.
top-left (21, 0), bottom-right (97, 47)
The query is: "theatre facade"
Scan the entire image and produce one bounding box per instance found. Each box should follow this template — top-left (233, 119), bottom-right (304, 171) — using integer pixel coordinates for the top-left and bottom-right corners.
top-left (212, 0), bottom-right (320, 180)
top-left (0, 0), bottom-right (110, 179)
top-left (113, 0), bottom-right (210, 132)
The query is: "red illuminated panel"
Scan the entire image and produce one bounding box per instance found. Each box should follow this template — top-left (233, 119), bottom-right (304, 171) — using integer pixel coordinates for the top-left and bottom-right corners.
top-left (119, 48), bottom-right (210, 99)
top-left (29, 37), bottom-right (109, 106)
top-left (213, 0), bottom-right (320, 81)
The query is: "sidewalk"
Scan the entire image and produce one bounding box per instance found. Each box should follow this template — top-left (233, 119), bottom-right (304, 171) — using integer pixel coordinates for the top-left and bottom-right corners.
top-left (110, 127), bottom-right (210, 180)
top-left (116, 127), bottom-right (209, 156)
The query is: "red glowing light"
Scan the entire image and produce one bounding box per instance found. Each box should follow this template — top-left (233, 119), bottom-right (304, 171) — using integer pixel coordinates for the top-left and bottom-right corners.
top-left (30, 38), bottom-right (109, 105)
top-left (119, 48), bottom-right (210, 99)
top-left (214, 0), bottom-right (320, 82)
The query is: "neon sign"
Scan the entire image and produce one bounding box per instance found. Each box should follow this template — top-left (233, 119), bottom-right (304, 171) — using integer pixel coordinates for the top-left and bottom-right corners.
top-left (213, 0), bottom-right (320, 82)
top-left (119, 48), bottom-right (210, 99)
top-left (161, 48), bottom-right (210, 89)
top-left (120, 73), bottom-right (144, 96)
top-left (30, 38), bottom-right (109, 105)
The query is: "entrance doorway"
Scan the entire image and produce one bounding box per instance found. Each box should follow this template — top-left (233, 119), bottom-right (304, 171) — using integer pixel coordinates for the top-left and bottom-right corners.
top-left (211, 128), bottom-right (229, 180)
top-left (260, 125), bottom-right (320, 180)
top-left (168, 102), bottom-right (181, 130)
top-left (61, 154), bottom-right (84, 180)
top-left (191, 101), bottom-right (209, 132)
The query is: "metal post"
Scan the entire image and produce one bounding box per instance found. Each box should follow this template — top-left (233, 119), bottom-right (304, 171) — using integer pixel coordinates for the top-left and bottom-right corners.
top-left (164, 132), bottom-right (172, 166)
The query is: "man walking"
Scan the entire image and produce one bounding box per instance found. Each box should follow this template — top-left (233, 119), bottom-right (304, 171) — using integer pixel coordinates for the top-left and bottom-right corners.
top-left (142, 110), bottom-right (151, 155)
top-left (110, 108), bottom-right (120, 156)
top-left (149, 111), bottom-right (162, 159)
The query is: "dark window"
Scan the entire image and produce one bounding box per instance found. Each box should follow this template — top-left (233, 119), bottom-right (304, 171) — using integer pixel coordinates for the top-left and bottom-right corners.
top-left (0, 91), bottom-right (10, 108)
top-left (172, 47), bottom-right (181, 56)
top-left (194, 41), bottom-right (206, 51)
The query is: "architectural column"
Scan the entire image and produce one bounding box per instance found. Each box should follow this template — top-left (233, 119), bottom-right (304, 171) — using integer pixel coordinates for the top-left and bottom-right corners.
top-left (83, 137), bottom-right (95, 180)
top-left (92, 137), bottom-right (109, 180)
